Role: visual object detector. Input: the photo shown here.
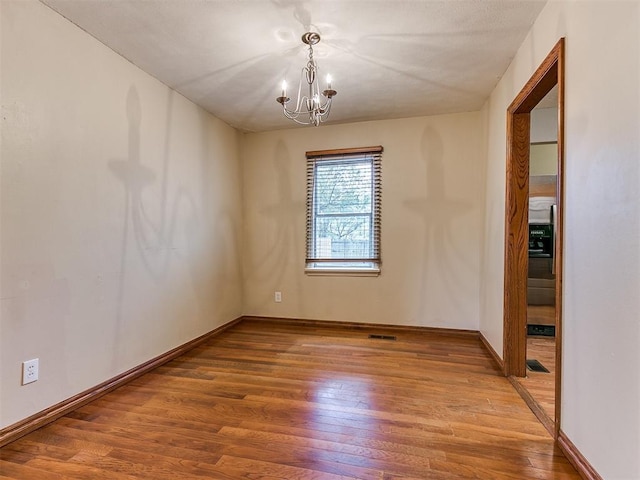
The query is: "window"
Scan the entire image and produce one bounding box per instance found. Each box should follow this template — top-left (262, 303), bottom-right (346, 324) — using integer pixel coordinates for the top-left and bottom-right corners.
top-left (305, 146), bottom-right (382, 274)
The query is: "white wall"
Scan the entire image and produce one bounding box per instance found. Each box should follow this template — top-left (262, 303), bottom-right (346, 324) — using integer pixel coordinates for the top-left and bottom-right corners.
top-left (480, 1), bottom-right (640, 478)
top-left (241, 113), bottom-right (485, 330)
top-left (0, 1), bottom-right (243, 428)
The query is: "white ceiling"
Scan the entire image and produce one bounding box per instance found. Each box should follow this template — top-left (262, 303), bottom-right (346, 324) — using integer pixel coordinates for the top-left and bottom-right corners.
top-left (42, 0), bottom-right (547, 133)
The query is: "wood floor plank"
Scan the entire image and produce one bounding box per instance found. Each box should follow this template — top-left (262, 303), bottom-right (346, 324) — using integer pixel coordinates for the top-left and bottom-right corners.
top-left (0, 318), bottom-right (580, 479)
top-left (215, 455), bottom-right (361, 480)
top-left (0, 460), bottom-right (70, 480)
top-left (520, 335), bottom-right (556, 419)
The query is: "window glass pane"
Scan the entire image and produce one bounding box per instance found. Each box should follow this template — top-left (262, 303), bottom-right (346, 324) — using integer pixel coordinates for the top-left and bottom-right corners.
top-left (315, 161), bottom-right (372, 215)
top-left (314, 215), bottom-right (371, 259)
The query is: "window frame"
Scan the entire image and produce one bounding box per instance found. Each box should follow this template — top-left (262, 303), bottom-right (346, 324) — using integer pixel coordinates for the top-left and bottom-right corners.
top-left (305, 146), bottom-right (383, 276)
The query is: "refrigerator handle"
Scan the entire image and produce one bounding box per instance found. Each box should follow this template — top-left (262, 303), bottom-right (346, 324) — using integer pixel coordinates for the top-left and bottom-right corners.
top-left (551, 204), bottom-right (557, 275)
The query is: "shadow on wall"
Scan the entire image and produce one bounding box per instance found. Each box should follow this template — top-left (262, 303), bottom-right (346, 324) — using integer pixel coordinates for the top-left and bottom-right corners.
top-left (107, 85), bottom-right (201, 366)
top-left (404, 126), bottom-right (475, 325)
top-left (248, 139), bottom-right (305, 309)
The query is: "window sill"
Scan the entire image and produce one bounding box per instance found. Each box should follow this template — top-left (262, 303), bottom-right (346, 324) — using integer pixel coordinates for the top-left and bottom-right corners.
top-left (305, 267), bottom-right (380, 277)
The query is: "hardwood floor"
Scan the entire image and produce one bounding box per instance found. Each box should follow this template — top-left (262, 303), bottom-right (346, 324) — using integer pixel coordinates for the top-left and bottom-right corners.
top-left (0, 318), bottom-right (579, 479)
top-left (521, 336), bottom-right (556, 421)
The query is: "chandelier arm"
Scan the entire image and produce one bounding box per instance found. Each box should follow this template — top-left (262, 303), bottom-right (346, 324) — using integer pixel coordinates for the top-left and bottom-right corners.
top-left (284, 94), bottom-right (313, 118)
top-left (282, 97), bottom-right (332, 122)
top-left (292, 69), bottom-right (306, 113)
top-left (282, 108), bottom-right (320, 125)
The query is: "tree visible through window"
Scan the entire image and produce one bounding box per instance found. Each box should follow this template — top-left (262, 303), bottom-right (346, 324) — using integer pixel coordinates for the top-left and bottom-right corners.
top-left (306, 146), bottom-right (382, 271)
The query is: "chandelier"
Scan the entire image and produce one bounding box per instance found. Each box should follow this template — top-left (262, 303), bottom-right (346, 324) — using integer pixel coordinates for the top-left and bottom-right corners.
top-left (276, 32), bottom-right (337, 126)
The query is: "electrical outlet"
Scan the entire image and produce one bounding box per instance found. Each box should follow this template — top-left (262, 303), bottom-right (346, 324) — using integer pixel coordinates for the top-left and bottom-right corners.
top-left (22, 358), bottom-right (39, 385)
top-left (274, 291), bottom-right (282, 303)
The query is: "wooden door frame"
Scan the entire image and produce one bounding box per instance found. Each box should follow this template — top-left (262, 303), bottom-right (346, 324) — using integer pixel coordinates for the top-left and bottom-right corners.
top-left (503, 38), bottom-right (565, 436)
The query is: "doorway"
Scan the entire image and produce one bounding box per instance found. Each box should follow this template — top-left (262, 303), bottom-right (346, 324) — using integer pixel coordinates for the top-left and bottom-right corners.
top-left (503, 39), bottom-right (565, 437)
top-left (521, 105), bottom-right (558, 427)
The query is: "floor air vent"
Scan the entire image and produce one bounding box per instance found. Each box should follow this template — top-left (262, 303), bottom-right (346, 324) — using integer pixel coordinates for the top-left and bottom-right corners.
top-left (368, 334), bottom-right (397, 341)
top-left (527, 324), bottom-right (555, 337)
top-left (526, 359), bottom-right (550, 373)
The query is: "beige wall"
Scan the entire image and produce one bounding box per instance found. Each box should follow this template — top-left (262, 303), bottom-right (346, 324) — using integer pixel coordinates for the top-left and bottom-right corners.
top-left (480, 1), bottom-right (640, 478)
top-left (0, 1), bottom-right (243, 428)
top-left (530, 143), bottom-right (558, 176)
top-left (241, 113), bottom-right (485, 330)
top-left (530, 107), bottom-right (558, 176)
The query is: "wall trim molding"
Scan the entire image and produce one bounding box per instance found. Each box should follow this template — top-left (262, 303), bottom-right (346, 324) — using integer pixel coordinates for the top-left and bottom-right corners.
top-left (241, 315), bottom-right (480, 338)
top-left (479, 332), bottom-right (504, 372)
top-left (0, 317), bottom-right (242, 448)
top-left (507, 375), bottom-right (555, 437)
top-left (557, 430), bottom-right (603, 480)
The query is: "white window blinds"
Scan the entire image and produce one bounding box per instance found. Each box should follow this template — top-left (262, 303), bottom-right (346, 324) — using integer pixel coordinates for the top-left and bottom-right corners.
top-left (305, 146), bottom-right (382, 269)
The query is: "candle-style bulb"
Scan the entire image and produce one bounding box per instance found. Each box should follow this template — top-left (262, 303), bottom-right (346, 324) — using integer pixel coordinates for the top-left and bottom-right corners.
top-left (326, 74), bottom-right (332, 90)
top-left (281, 80), bottom-right (287, 97)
